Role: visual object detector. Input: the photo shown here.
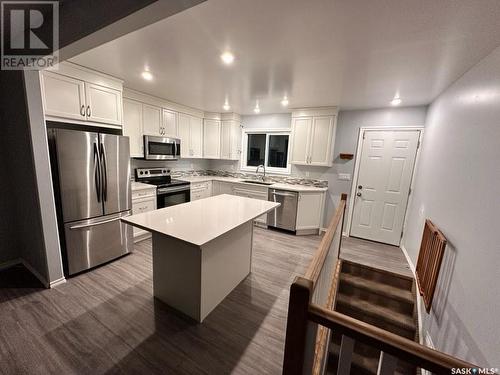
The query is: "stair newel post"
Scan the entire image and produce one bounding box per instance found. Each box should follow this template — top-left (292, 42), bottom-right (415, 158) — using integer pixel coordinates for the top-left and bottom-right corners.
top-left (337, 194), bottom-right (348, 259)
top-left (282, 276), bottom-right (315, 375)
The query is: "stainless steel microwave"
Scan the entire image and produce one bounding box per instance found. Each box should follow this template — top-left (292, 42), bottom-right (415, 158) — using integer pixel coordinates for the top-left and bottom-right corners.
top-left (143, 135), bottom-right (181, 160)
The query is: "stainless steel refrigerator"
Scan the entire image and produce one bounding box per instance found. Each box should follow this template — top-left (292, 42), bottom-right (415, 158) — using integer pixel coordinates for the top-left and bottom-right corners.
top-left (49, 128), bottom-right (132, 275)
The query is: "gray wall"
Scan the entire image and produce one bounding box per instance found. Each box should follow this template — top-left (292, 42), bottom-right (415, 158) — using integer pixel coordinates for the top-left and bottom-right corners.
top-left (403, 47), bottom-right (500, 366)
top-left (211, 108), bottom-right (428, 226)
top-left (0, 71), bottom-right (50, 282)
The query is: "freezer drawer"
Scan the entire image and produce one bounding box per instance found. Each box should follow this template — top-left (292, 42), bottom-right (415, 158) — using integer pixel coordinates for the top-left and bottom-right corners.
top-left (267, 189), bottom-right (299, 231)
top-left (64, 211), bottom-right (132, 275)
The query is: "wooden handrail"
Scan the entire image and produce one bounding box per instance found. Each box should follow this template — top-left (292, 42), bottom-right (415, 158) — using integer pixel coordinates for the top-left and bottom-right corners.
top-left (305, 194), bottom-right (347, 285)
top-left (311, 260), bottom-right (342, 375)
top-left (308, 304), bottom-right (476, 374)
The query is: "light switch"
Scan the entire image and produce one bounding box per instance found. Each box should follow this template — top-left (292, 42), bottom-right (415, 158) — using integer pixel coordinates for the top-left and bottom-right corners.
top-left (338, 173), bottom-right (351, 181)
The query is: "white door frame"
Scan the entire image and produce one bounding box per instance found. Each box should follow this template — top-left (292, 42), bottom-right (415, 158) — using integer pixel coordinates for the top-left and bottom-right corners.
top-left (346, 126), bottom-right (424, 244)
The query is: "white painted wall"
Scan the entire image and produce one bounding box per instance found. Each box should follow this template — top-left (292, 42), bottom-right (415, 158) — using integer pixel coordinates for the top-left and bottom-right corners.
top-left (403, 46), bottom-right (500, 366)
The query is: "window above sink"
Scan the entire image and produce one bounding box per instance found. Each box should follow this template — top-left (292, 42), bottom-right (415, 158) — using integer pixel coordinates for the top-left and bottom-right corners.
top-left (241, 129), bottom-right (291, 175)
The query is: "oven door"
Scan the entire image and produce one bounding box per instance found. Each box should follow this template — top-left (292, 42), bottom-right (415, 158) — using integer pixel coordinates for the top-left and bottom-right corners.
top-left (144, 135), bottom-right (181, 160)
top-left (157, 186), bottom-right (190, 208)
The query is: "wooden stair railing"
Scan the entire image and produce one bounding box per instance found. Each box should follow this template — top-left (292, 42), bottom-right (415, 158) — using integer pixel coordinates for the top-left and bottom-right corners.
top-left (283, 194), bottom-right (347, 375)
top-left (282, 196), bottom-right (477, 375)
top-left (416, 219), bottom-right (447, 312)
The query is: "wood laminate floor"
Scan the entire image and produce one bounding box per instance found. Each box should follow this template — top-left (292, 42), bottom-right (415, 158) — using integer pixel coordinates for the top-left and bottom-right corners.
top-left (339, 236), bottom-right (413, 277)
top-left (0, 227), bottom-right (321, 375)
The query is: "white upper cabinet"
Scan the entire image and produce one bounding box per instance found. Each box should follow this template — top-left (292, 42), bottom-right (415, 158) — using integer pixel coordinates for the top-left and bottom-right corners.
top-left (41, 62), bottom-right (123, 128)
top-left (220, 119), bottom-right (242, 160)
top-left (41, 72), bottom-right (86, 121)
top-left (123, 98), bottom-right (144, 158)
top-left (190, 116), bottom-right (203, 158)
top-left (290, 117), bottom-right (312, 164)
top-left (162, 109), bottom-right (178, 137)
top-left (203, 119), bottom-right (221, 159)
top-left (309, 116), bottom-right (334, 165)
top-left (85, 83), bottom-right (122, 125)
top-left (178, 113), bottom-right (191, 158)
top-left (143, 104), bottom-right (162, 136)
top-left (290, 108), bottom-right (337, 167)
top-left (178, 113), bottom-right (203, 158)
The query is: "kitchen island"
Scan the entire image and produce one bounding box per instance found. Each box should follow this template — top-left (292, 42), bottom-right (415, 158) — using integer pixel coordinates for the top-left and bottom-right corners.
top-left (122, 194), bottom-right (280, 322)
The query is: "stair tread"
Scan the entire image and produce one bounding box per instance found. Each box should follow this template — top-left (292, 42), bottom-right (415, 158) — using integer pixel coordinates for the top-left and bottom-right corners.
top-left (328, 341), bottom-right (417, 375)
top-left (328, 342), bottom-right (378, 374)
top-left (340, 273), bottom-right (414, 304)
top-left (337, 294), bottom-right (416, 332)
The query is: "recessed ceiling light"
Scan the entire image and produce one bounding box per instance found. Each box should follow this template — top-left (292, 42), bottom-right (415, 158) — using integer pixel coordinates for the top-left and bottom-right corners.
top-left (223, 99), bottom-right (231, 111)
top-left (391, 96), bottom-right (402, 106)
top-left (254, 101), bottom-right (260, 114)
top-left (141, 71), bottom-right (153, 81)
top-left (220, 51), bottom-right (235, 65)
top-left (281, 95), bottom-right (289, 107)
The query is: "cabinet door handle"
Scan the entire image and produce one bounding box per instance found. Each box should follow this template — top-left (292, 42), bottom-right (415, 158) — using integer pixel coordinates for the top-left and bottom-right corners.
top-left (86, 106), bottom-right (91, 117)
top-left (80, 105), bottom-right (85, 117)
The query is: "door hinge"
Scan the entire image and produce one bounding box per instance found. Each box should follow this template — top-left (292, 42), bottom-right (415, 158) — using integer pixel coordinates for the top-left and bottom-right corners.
top-left (408, 187), bottom-right (412, 195)
top-left (362, 131), bottom-right (366, 140)
top-left (417, 140), bottom-right (420, 149)
top-left (401, 231), bottom-right (404, 239)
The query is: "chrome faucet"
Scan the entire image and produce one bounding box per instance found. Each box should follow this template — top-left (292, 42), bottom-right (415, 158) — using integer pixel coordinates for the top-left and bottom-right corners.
top-left (256, 164), bottom-right (266, 181)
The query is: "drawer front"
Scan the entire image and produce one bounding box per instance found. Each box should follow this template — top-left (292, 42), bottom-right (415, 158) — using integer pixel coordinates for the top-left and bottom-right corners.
top-left (132, 188), bottom-right (156, 200)
top-left (132, 198), bottom-right (156, 214)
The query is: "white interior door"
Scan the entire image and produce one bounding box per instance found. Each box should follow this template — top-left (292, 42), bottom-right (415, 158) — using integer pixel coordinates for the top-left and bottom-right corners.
top-left (350, 130), bottom-right (420, 246)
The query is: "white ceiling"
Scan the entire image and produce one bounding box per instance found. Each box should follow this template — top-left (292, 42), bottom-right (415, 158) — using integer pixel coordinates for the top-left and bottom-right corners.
top-left (70, 0), bottom-right (500, 114)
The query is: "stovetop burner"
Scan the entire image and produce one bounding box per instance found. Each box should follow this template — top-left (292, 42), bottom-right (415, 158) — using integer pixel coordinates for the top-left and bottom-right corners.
top-left (135, 168), bottom-right (190, 189)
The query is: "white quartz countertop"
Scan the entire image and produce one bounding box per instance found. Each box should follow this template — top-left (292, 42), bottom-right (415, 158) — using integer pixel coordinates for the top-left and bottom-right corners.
top-left (131, 181), bottom-right (157, 191)
top-left (178, 176), bottom-right (328, 192)
top-left (122, 194), bottom-right (280, 246)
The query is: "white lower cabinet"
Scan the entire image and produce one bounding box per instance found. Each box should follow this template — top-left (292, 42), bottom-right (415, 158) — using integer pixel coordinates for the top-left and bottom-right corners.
top-left (131, 187), bottom-right (157, 241)
top-left (232, 185), bottom-right (268, 225)
top-left (191, 181), bottom-right (212, 201)
top-left (212, 181), bottom-right (234, 195)
top-left (296, 191), bottom-right (325, 232)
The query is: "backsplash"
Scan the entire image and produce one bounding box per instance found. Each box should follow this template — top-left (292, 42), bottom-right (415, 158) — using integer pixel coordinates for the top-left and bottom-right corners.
top-left (170, 169), bottom-right (328, 188)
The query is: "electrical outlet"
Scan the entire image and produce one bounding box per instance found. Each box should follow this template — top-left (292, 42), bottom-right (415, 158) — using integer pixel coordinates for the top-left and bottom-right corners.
top-left (230, 164), bottom-right (235, 171)
top-left (338, 173), bottom-right (351, 181)
top-left (305, 171), bottom-right (310, 177)
top-left (190, 163), bottom-right (194, 169)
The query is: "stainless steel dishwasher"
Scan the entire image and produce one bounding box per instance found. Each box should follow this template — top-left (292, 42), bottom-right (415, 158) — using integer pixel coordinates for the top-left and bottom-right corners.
top-left (267, 189), bottom-right (299, 232)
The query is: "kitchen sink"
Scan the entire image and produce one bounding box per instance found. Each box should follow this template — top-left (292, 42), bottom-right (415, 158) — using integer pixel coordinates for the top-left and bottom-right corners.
top-left (241, 180), bottom-right (274, 186)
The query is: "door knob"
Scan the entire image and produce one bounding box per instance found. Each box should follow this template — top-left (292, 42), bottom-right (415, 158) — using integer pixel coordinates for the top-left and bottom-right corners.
top-left (358, 185), bottom-right (362, 189)
top-left (356, 192), bottom-right (362, 197)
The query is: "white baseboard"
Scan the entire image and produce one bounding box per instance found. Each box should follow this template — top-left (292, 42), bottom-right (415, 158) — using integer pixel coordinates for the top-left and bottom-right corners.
top-left (49, 277), bottom-right (66, 288)
top-left (21, 259), bottom-right (49, 288)
top-left (400, 244), bottom-right (416, 277)
top-left (400, 244), bottom-right (427, 347)
top-left (0, 258), bottom-right (22, 271)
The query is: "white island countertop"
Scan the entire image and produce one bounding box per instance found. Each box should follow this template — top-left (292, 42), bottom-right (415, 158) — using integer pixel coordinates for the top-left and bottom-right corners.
top-left (122, 194), bottom-right (280, 246)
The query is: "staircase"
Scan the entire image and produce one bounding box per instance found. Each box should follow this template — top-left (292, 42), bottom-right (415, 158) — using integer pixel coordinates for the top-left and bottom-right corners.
top-left (327, 261), bottom-right (418, 375)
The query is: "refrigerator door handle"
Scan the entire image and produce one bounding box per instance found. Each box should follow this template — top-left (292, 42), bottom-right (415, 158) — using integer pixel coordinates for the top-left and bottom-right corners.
top-left (69, 213), bottom-right (131, 230)
top-left (100, 142), bottom-right (108, 201)
top-left (93, 142), bottom-right (101, 203)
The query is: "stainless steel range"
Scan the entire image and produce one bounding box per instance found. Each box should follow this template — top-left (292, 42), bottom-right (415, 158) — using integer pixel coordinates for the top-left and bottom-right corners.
top-left (135, 168), bottom-right (190, 208)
